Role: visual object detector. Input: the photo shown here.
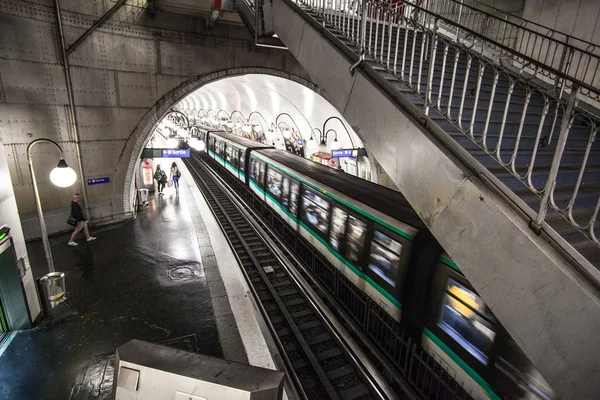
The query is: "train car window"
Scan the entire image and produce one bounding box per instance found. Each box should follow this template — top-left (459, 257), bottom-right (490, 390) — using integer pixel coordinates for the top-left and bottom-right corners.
top-left (368, 231), bottom-right (403, 287)
top-left (329, 207), bottom-right (348, 253)
top-left (249, 157), bottom-right (257, 182)
top-left (267, 167), bottom-right (283, 200)
top-left (300, 189), bottom-right (330, 237)
top-left (289, 180), bottom-right (300, 215)
top-left (281, 176), bottom-right (290, 209)
top-left (345, 216), bottom-right (367, 266)
top-left (239, 150), bottom-right (245, 172)
top-left (438, 279), bottom-right (497, 365)
top-left (219, 141), bottom-right (226, 158)
top-left (225, 146), bottom-right (234, 166)
top-left (233, 148), bottom-right (240, 168)
top-left (258, 161), bottom-right (266, 188)
top-left (209, 137), bottom-right (215, 153)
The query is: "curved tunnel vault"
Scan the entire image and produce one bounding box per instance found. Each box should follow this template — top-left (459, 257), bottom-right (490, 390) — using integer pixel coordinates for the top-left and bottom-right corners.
top-left (117, 67), bottom-right (379, 217)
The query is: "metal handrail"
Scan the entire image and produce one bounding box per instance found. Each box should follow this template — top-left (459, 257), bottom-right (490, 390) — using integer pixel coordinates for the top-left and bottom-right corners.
top-left (423, 0), bottom-right (600, 103)
top-left (290, 0), bottom-right (600, 247)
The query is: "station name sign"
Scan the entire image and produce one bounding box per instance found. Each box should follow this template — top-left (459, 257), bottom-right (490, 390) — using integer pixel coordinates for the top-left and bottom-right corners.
top-left (331, 148), bottom-right (367, 159)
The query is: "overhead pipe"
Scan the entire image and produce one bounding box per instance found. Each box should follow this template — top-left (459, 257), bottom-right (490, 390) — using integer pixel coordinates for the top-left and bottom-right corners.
top-left (54, 0), bottom-right (91, 220)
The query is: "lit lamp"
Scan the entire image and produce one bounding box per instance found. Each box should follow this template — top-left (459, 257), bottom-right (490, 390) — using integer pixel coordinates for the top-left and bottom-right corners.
top-left (242, 124), bottom-right (252, 134)
top-left (307, 129), bottom-right (319, 154)
top-left (27, 139), bottom-right (77, 273)
top-left (330, 137), bottom-right (343, 151)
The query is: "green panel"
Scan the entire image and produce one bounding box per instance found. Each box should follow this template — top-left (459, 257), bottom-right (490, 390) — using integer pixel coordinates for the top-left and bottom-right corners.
top-left (424, 329), bottom-right (500, 400)
top-left (440, 255), bottom-right (462, 274)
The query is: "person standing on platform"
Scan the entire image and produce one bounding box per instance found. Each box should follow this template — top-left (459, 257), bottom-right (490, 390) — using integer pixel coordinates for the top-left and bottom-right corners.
top-left (154, 164), bottom-right (167, 196)
top-left (68, 193), bottom-right (96, 246)
top-left (170, 162), bottom-right (181, 193)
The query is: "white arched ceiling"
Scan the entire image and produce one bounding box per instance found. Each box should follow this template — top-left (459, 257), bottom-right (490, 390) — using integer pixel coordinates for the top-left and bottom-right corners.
top-left (174, 74), bottom-right (362, 150)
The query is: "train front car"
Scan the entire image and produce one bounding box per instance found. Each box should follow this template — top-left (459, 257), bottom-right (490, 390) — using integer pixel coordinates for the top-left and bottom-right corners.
top-left (206, 131), bottom-right (272, 183)
top-left (241, 148), bottom-right (553, 400)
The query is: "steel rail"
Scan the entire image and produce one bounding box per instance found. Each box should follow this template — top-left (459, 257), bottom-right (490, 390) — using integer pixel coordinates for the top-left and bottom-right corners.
top-left (184, 154), bottom-right (390, 399)
top-left (198, 153), bottom-right (405, 400)
top-left (184, 157), bottom-right (306, 400)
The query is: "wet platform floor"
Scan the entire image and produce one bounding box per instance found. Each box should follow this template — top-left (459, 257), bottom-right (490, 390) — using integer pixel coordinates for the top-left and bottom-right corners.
top-left (0, 184), bottom-right (247, 399)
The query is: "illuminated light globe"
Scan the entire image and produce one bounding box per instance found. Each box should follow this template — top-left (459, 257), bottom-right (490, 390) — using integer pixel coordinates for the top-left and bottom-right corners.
top-left (282, 129), bottom-right (292, 140)
top-left (195, 140), bottom-right (206, 151)
top-left (306, 137), bottom-right (317, 153)
top-left (49, 159), bottom-right (77, 187)
top-left (330, 138), bottom-right (343, 151)
top-left (167, 138), bottom-right (178, 148)
top-left (253, 124), bottom-right (263, 133)
top-left (317, 140), bottom-right (328, 153)
top-left (242, 125), bottom-right (252, 134)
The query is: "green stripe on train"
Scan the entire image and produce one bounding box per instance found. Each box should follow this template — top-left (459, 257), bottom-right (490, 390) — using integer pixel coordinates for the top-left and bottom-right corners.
top-left (424, 329), bottom-right (500, 400)
top-left (251, 179), bottom-right (402, 310)
top-left (246, 166), bottom-right (492, 398)
top-left (440, 255), bottom-right (461, 273)
top-left (253, 154), bottom-right (414, 241)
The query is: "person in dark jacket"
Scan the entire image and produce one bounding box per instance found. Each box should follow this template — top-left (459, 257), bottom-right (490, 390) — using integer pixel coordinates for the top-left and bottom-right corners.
top-left (68, 193), bottom-right (96, 246)
top-left (154, 164), bottom-right (167, 196)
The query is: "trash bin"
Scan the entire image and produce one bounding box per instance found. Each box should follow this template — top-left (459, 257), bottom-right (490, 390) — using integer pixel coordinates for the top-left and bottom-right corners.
top-left (38, 272), bottom-right (66, 315)
top-left (138, 188), bottom-right (149, 205)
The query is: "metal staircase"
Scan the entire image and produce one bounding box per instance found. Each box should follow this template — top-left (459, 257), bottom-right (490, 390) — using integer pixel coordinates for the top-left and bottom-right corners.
top-left (295, 0), bottom-right (600, 268)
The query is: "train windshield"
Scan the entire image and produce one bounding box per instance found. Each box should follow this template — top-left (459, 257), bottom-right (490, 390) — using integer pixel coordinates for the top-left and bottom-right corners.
top-left (301, 190), bottom-right (330, 236)
top-left (368, 231), bottom-right (403, 287)
top-left (438, 279), bottom-right (497, 365)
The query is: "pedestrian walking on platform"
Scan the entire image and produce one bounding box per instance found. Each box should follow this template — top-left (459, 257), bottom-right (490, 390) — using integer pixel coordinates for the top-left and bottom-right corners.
top-left (154, 164), bottom-right (167, 196)
top-left (68, 193), bottom-right (96, 246)
top-left (170, 162), bottom-right (181, 193)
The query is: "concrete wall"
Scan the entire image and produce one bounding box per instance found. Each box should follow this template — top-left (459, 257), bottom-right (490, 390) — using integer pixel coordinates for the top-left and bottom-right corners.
top-left (0, 140), bottom-right (41, 323)
top-left (522, 0), bottom-right (600, 45)
top-left (0, 0), bottom-right (310, 239)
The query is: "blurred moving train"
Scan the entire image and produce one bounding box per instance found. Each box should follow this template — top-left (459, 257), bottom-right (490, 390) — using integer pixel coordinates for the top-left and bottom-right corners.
top-left (191, 127), bottom-right (553, 400)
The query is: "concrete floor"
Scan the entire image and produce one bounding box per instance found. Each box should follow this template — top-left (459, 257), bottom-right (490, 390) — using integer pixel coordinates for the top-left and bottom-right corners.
top-left (0, 184), bottom-right (248, 399)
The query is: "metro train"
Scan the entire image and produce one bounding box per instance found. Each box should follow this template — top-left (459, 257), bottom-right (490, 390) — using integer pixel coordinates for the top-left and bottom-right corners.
top-left (192, 128), bottom-right (553, 400)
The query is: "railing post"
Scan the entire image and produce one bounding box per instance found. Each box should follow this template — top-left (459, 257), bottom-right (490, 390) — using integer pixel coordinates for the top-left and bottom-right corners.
top-left (425, 18), bottom-right (439, 115)
top-left (554, 37), bottom-right (571, 95)
top-left (534, 85), bottom-right (580, 229)
top-left (359, 0), bottom-right (367, 56)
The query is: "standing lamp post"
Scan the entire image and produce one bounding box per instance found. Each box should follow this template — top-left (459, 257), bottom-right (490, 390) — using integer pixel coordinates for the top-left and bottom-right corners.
top-left (27, 139), bottom-right (77, 273)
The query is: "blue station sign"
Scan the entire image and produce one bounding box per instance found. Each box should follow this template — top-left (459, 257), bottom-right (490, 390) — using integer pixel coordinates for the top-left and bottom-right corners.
top-left (331, 148), bottom-right (367, 159)
top-left (161, 149), bottom-right (190, 158)
top-left (87, 177), bottom-right (110, 185)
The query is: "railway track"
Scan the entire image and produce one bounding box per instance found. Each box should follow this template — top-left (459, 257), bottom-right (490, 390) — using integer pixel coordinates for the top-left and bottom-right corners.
top-left (184, 154), bottom-right (397, 400)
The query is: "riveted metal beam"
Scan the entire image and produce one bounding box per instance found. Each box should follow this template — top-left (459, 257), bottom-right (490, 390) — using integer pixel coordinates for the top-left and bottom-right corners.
top-left (66, 0), bottom-right (127, 56)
